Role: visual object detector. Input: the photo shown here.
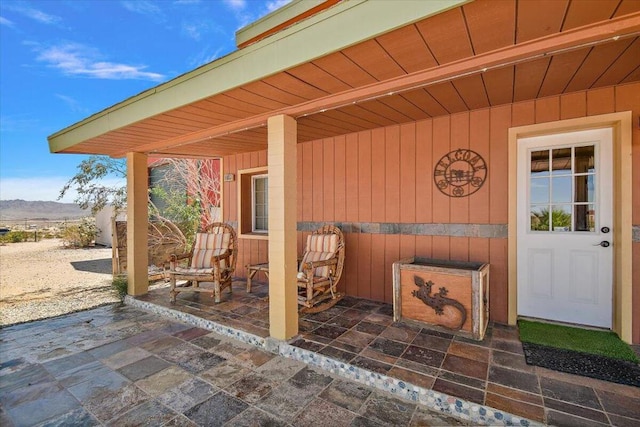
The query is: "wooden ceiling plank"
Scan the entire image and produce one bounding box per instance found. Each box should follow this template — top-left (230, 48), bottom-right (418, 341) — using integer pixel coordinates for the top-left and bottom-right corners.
top-left (621, 64), bottom-right (640, 83)
top-left (415, 7), bottom-right (474, 64)
top-left (300, 112), bottom-right (365, 133)
top-left (401, 89), bottom-right (447, 117)
top-left (375, 25), bottom-right (438, 73)
top-left (563, 0), bottom-right (621, 30)
top-left (426, 82), bottom-right (468, 114)
top-left (312, 52), bottom-right (377, 88)
top-left (516, 0), bottom-right (568, 43)
top-left (513, 58), bottom-right (550, 102)
top-left (297, 115), bottom-right (359, 135)
top-left (164, 108), bottom-right (234, 126)
top-left (243, 80), bottom-right (309, 104)
top-left (203, 94), bottom-right (271, 116)
top-left (286, 62), bottom-right (352, 93)
top-left (538, 49), bottom-right (591, 97)
top-left (614, 0), bottom-right (640, 17)
top-left (593, 38), bottom-right (640, 86)
top-left (452, 74), bottom-right (490, 110)
top-left (463, 0), bottom-right (516, 54)
top-left (482, 66), bottom-right (515, 106)
top-left (340, 104), bottom-right (396, 127)
top-left (320, 109), bottom-right (383, 129)
top-left (224, 87), bottom-right (290, 110)
top-left (342, 39), bottom-right (407, 81)
top-left (356, 99), bottom-right (414, 123)
top-left (261, 73), bottom-right (329, 100)
top-left (565, 38), bottom-right (635, 91)
top-left (377, 95), bottom-right (432, 121)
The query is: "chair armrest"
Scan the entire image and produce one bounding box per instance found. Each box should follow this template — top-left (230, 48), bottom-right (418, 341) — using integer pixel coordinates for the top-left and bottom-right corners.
top-left (169, 253), bottom-right (191, 270)
top-left (301, 257), bottom-right (338, 274)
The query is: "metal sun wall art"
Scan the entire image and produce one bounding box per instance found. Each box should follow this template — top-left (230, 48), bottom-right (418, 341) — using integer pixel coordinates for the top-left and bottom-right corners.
top-left (433, 148), bottom-right (487, 197)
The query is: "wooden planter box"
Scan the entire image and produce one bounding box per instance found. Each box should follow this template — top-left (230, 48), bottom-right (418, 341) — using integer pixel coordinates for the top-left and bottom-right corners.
top-left (392, 257), bottom-right (489, 341)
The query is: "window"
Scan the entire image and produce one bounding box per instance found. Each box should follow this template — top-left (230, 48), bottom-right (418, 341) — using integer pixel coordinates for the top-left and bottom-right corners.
top-left (252, 174), bottom-right (268, 232)
top-left (237, 167), bottom-right (268, 239)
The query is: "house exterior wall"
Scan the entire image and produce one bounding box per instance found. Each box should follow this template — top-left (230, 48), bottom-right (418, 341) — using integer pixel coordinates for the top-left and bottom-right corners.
top-left (222, 82), bottom-right (640, 343)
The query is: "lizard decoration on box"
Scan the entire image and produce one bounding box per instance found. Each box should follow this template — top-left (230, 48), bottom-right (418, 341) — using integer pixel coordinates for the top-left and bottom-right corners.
top-left (412, 275), bottom-right (467, 330)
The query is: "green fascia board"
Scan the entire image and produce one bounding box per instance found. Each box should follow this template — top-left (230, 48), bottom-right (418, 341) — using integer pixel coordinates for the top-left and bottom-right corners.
top-left (48, 0), bottom-right (469, 154)
top-left (235, 0), bottom-right (328, 48)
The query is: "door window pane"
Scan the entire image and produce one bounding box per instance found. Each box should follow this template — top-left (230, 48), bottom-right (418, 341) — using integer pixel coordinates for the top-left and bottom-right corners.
top-left (530, 177), bottom-right (549, 204)
top-left (530, 150), bottom-right (550, 177)
top-left (575, 204), bottom-right (595, 232)
top-left (574, 174), bottom-right (594, 203)
top-left (550, 205), bottom-right (572, 232)
top-left (551, 148), bottom-right (571, 175)
top-left (551, 176), bottom-right (572, 203)
top-left (575, 145), bottom-right (595, 174)
top-left (530, 206), bottom-right (549, 231)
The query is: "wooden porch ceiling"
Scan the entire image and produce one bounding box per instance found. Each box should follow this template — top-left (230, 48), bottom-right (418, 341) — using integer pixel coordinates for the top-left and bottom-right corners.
top-left (60, 0), bottom-right (640, 159)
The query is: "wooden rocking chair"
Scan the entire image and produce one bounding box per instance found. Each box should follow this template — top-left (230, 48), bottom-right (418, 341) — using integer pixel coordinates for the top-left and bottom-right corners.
top-left (168, 222), bottom-right (237, 303)
top-left (297, 225), bottom-right (345, 311)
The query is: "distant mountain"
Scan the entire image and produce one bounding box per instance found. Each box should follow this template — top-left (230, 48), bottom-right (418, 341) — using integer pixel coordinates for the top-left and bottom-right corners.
top-left (0, 200), bottom-right (89, 220)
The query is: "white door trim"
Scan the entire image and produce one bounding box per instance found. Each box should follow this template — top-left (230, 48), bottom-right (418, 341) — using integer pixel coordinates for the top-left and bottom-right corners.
top-left (507, 111), bottom-right (633, 343)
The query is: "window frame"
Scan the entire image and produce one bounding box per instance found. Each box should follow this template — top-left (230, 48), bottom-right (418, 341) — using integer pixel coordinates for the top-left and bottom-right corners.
top-left (237, 166), bottom-right (268, 240)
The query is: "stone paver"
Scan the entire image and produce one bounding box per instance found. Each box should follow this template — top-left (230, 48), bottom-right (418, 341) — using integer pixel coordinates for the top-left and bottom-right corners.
top-left (0, 305), bottom-right (469, 427)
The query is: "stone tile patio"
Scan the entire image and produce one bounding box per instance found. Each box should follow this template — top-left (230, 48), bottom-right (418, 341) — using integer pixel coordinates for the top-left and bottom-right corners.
top-left (130, 280), bottom-right (640, 426)
top-left (0, 304), bottom-right (469, 427)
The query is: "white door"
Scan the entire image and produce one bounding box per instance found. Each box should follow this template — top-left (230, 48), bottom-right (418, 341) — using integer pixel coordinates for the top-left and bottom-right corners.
top-left (517, 128), bottom-right (613, 328)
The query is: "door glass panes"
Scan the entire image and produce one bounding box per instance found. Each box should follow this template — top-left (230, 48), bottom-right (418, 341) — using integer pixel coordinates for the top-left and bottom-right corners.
top-left (529, 144), bottom-right (596, 232)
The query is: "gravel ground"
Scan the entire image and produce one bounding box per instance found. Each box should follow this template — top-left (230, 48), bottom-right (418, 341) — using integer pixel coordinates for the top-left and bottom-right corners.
top-left (0, 238), bottom-right (119, 326)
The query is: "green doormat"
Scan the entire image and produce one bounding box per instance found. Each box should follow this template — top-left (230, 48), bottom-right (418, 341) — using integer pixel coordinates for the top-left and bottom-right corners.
top-left (518, 320), bottom-right (640, 387)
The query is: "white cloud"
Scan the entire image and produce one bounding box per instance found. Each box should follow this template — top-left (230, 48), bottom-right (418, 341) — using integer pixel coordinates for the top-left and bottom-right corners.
top-left (2, 4), bottom-right (61, 25)
top-left (0, 16), bottom-right (15, 28)
top-left (0, 176), bottom-right (124, 203)
top-left (223, 0), bottom-right (246, 11)
top-left (35, 42), bottom-right (165, 81)
top-left (54, 94), bottom-right (88, 114)
top-left (120, 0), bottom-right (162, 16)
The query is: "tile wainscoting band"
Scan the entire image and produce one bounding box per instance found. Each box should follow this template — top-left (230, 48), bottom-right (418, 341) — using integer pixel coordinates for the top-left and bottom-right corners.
top-left (228, 221), bottom-right (640, 241)
top-left (298, 222), bottom-right (508, 239)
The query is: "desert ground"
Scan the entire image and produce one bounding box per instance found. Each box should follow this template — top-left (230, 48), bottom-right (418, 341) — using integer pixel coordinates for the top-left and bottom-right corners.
top-left (0, 238), bottom-right (118, 325)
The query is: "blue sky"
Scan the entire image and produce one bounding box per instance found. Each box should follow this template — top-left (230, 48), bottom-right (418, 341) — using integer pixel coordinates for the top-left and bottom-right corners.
top-left (0, 0), bottom-right (288, 202)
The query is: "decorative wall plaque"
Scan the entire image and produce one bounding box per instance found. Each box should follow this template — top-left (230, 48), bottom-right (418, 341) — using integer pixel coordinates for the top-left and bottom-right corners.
top-left (433, 148), bottom-right (487, 197)
top-left (412, 276), bottom-right (467, 330)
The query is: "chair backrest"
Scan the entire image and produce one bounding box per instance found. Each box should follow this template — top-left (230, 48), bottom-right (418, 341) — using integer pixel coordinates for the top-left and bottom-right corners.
top-left (190, 222), bottom-right (237, 272)
top-left (300, 225), bottom-right (345, 280)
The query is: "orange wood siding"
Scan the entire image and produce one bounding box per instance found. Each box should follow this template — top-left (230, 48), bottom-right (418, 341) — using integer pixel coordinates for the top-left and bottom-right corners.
top-left (222, 83), bottom-right (639, 334)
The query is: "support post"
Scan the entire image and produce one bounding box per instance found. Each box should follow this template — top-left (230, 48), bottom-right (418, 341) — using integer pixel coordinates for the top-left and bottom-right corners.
top-left (126, 152), bottom-right (149, 296)
top-left (268, 115), bottom-right (298, 340)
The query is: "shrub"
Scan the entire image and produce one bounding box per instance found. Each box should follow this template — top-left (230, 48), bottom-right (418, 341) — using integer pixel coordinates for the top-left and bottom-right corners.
top-left (61, 218), bottom-right (98, 248)
top-left (112, 275), bottom-right (128, 302)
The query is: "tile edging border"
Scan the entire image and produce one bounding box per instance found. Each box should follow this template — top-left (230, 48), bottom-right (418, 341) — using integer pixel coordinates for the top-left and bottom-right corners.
top-left (280, 343), bottom-right (542, 427)
top-left (125, 297), bottom-right (541, 427)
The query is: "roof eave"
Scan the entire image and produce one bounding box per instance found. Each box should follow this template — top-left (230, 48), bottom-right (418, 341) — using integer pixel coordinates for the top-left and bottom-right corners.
top-left (47, 0), bottom-right (470, 155)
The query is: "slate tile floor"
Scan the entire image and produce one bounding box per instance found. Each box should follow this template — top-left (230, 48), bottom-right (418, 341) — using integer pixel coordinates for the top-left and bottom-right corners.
top-left (0, 304), bottom-right (469, 427)
top-left (133, 281), bottom-right (640, 426)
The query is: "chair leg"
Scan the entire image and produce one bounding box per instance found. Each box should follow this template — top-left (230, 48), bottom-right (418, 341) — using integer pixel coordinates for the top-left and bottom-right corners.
top-left (169, 276), bottom-right (176, 303)
top-left (214, 283), bottom-right (221, 303)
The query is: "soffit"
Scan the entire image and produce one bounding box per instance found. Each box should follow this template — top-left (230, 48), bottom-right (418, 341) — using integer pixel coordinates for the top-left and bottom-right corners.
top-left (59, 0), bottom-right (640, 158)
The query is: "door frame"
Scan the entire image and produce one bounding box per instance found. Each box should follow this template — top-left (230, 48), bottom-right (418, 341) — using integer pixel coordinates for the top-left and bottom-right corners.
top-left (508, 111), bottom-right (633, 343)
